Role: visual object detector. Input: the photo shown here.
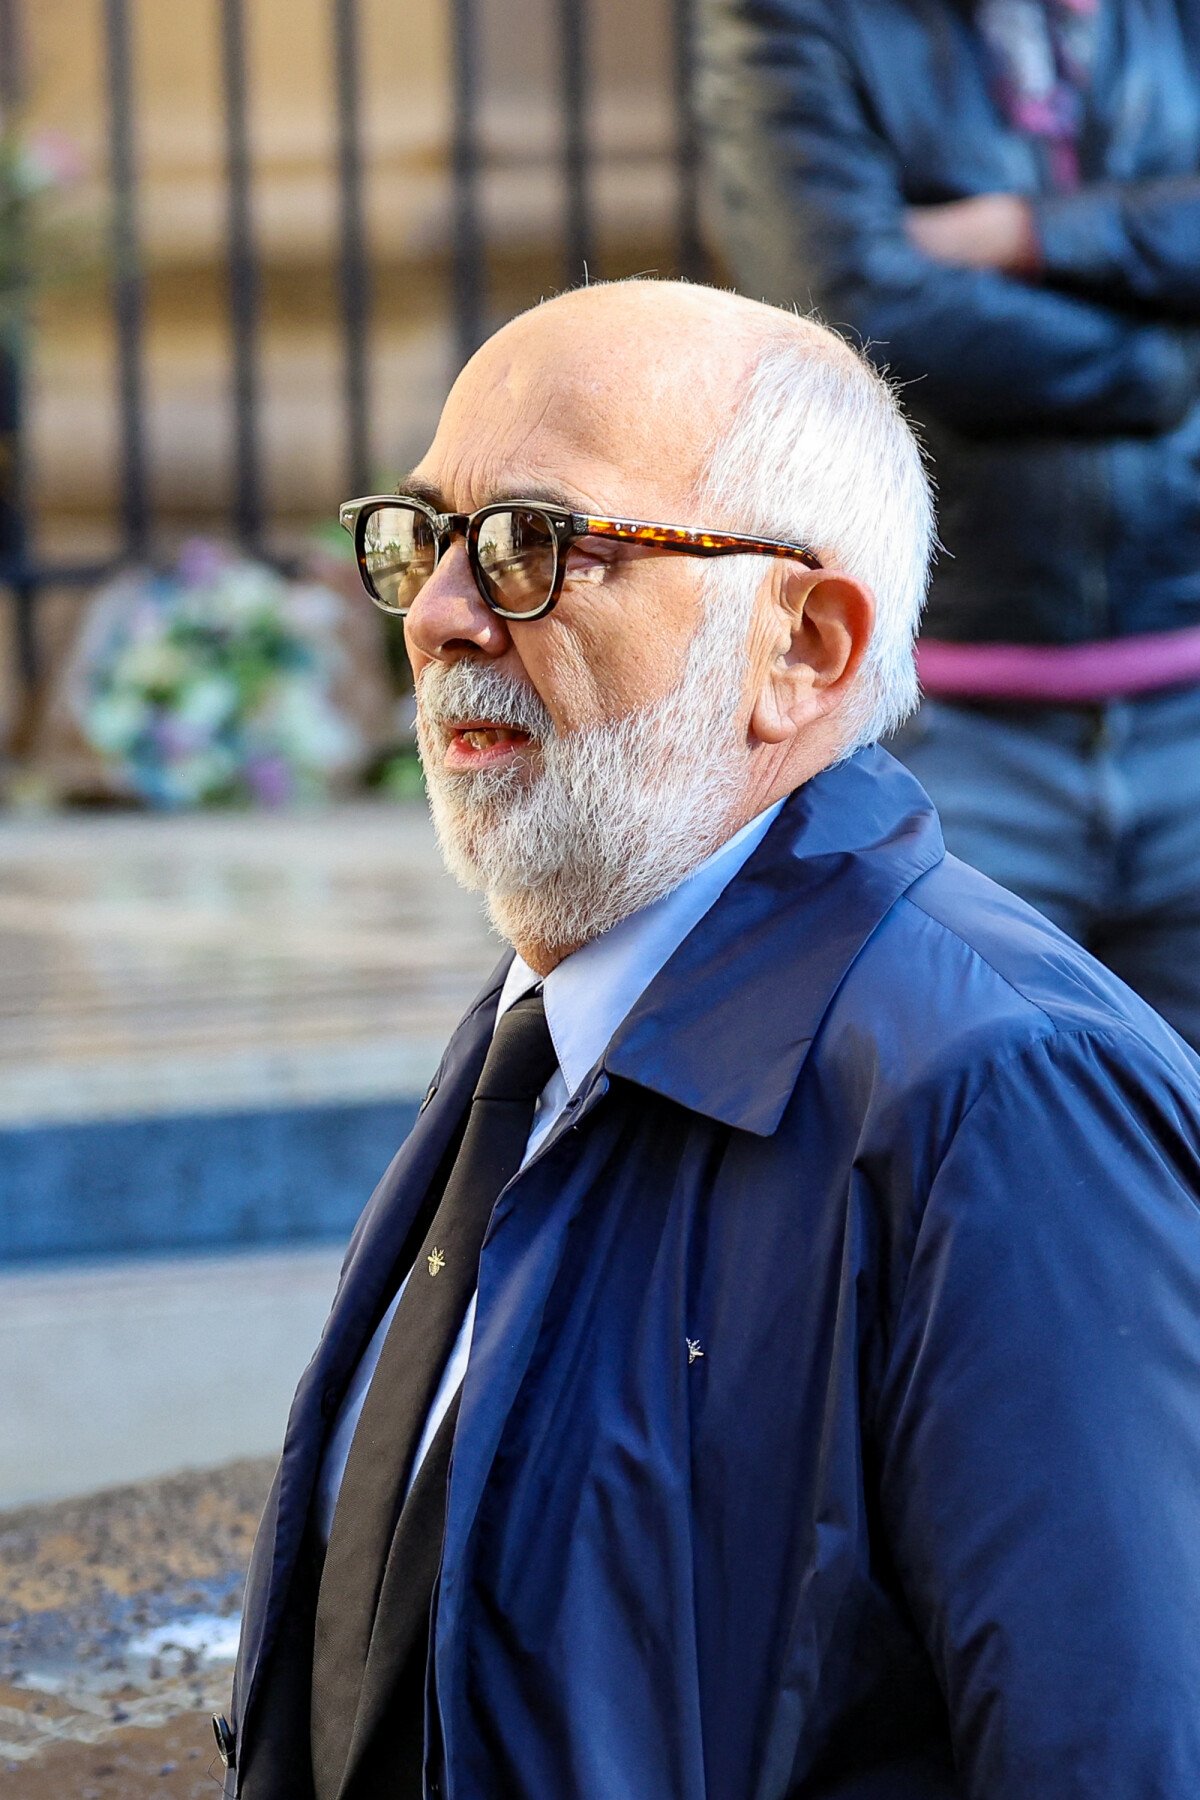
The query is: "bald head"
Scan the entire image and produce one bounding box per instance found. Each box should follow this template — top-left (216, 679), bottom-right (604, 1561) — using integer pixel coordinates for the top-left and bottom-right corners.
top-left (432, 280), bottom-right (858, 527)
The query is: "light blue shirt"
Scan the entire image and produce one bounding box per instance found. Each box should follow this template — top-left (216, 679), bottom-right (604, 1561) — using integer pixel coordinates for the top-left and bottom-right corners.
top-left (313, 799), bottom-right (784, 1543)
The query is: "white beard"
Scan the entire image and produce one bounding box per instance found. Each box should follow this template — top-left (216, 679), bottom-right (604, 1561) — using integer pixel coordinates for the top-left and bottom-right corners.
top-left (416, 576), bottom-right (757, 957)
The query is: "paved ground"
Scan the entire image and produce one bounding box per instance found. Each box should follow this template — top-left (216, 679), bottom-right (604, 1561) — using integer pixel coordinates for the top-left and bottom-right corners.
top-left (0, 1458), bottom-right (274, 1798)
top-left (0, 800), bottom-right (496, 1127)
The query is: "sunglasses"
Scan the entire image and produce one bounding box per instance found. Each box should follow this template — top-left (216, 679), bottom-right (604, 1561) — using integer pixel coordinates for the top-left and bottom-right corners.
top-left (338, 495), bottom-right (824, 622)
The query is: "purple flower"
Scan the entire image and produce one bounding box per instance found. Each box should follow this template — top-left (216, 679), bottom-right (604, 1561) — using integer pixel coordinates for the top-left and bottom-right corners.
top-left (246, 754), bottom-right (293, 807)
top-left (176, 538), bottom-right (231, 589)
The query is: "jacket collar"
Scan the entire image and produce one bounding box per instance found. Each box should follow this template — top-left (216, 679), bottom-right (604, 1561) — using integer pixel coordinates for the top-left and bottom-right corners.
top-left (495, 799), bottom-right (784, 1105)
top-left (603, 747), bottom-right (944, 1136)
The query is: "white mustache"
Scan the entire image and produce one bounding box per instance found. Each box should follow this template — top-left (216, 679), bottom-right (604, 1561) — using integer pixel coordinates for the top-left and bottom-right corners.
top-left (417, 663), bottom-right (553, 739)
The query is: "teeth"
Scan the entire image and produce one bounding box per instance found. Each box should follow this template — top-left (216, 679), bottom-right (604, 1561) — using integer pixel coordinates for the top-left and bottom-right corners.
top-left (461, 728), bottom-right (519, 750)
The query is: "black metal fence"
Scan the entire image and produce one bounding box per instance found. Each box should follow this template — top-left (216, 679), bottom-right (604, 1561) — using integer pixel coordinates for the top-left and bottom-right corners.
top-left (0, 0), bottom-right (704, 702)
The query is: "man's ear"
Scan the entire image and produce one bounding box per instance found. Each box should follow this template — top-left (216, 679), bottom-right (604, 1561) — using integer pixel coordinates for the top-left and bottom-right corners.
top-left (750, 565), bottom-right (875, 747)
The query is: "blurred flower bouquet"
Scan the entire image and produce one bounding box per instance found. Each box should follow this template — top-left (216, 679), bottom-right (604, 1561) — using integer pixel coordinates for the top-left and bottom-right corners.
top-left (69, 541), bottom-right (366, 807)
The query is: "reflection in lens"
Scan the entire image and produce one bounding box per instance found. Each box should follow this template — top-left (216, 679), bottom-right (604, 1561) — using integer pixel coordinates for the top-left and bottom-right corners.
top-left (362, 505), bottom-right (437, 613)
top-left (476, 509), bottom-right (557, 614)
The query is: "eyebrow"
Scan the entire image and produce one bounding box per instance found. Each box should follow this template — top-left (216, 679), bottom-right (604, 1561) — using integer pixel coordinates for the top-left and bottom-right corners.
top-left (395, 474), bottom-right (587, 514)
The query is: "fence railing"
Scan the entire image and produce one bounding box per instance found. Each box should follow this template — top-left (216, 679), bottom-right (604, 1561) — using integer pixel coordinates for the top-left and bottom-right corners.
top-left (0, 0), bottom-right (705, 704)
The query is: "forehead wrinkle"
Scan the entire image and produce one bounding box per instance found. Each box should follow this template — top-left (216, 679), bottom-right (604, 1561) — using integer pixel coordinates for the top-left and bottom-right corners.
top-left (442, 336), bottom-right (708, 518)
top-left (426, 372), bottom-right (564, 492)
top-left (419, 400), bottom-right (716, 545)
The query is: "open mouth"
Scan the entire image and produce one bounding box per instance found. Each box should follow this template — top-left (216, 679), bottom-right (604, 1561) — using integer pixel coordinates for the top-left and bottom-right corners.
top-left (444, 719), bottom-right (535, 770)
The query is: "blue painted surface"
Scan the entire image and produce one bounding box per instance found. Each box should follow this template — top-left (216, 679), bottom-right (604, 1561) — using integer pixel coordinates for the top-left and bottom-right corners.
top-left (0, 1099), bottom-right (420, 1264)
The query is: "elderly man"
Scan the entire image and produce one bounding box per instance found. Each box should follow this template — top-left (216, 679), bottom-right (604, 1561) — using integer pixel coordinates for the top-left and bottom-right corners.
top-left (219, 281), bottom-right (1200, 1800)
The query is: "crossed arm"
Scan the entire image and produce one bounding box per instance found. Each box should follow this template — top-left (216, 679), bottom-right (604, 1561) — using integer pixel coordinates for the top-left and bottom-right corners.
top-left (908, 180), bottom-right (1200, 317)
top-left (906, 193), bottom-right (1044, 278)
top-left (700, 0), bottom-right (1200, 432)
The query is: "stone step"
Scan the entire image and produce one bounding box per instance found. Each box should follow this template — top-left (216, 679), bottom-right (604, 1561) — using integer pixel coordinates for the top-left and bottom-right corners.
top-left (0, 800), bottom-right (497, 1258)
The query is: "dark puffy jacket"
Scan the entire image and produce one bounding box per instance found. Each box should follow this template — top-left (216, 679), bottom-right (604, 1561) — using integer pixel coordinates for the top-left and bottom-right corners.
top-left (699, 0), bottom-right (1200, 645)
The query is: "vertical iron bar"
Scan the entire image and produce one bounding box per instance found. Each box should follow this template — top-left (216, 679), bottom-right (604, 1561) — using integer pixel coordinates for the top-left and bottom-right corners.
top-left (0, 0), bottom-right (26, 545)
top-left (450, 0), bottom-right (485, 365)
top-left (11, 582), bottom-right (37, 698)
top-left (332, 0), bottom-right (371, 497)
top-left (1, 0), bottom-right (36, 697)
top-left (671, 0), bottom-right (705, 279)
top-left (0, 342), bottom-right (36, 691)
top-left (103, 0), bottom-right (150, 559)
top-left (559, 0), bottom-right (593, 284)
top-left (219, 0), bottom-right (262, 547)
top-left (0, 334), bottom-right (25, 576)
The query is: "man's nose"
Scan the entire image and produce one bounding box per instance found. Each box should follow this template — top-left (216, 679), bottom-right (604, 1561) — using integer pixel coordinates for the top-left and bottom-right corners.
top-left (403, 541), bottom-right (511, 663)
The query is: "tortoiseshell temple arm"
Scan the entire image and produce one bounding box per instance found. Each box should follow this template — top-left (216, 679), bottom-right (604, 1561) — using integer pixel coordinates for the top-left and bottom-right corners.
top-left (577, 515), bottom-right (823, 570)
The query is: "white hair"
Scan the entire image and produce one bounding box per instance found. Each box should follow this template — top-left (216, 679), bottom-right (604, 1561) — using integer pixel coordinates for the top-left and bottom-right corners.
top-left (695, 322), bottom-right (935, 750)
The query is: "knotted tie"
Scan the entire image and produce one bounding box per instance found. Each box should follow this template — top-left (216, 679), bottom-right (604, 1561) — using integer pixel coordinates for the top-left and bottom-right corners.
top-left (311, 989), bottom-right (558, 1800)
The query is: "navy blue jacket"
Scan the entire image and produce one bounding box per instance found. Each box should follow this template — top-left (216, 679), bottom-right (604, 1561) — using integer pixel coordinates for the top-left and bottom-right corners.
top-left (230, 751), bottom-right (1200, 1797)
top-left (699, 0), bottom-right (1200, 646)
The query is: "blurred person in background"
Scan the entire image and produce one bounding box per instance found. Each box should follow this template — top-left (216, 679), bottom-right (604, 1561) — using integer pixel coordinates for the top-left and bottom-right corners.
top-left (219, 280), bottom-right (1200, 1800)
top-left (700, 0), bottom-right (1200, 1047)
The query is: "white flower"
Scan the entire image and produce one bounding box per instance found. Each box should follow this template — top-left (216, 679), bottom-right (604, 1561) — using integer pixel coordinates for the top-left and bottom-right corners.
top-left (174, 674), bottom-right (239, 735)
top-left (118, 637), bottom-right (188, 692)
top-left (201, 562), bottom-right (285, 628)
top-left (86, 690), bottom-right (146, 753)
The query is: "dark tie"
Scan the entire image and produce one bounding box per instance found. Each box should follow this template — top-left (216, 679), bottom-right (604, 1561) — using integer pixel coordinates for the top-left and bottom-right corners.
top-left (310, 989), bottom-right (559, 1800)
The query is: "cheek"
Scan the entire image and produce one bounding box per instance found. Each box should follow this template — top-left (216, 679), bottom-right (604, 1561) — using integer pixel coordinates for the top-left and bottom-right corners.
top-left (528, 624), bottom-right (689, 726)
top-left (537, 575), bottom-right (700, 721)
top-left (519, 629), bottom-right (609, 730)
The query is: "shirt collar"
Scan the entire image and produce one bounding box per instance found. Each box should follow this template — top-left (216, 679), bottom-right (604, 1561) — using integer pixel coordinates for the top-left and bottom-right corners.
top-left (495, 800), bottom-right (785, 1099)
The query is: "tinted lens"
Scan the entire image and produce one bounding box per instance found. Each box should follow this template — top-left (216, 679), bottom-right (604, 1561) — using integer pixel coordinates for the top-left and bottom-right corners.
top-left (475, 508), bottom-right (558, 614)
top-left (360, 504), bottom-right (437, 614)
